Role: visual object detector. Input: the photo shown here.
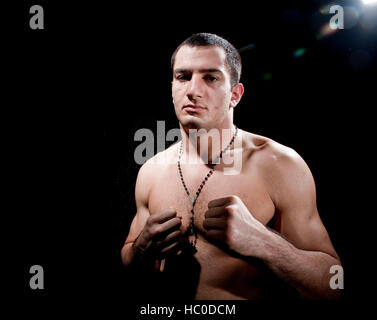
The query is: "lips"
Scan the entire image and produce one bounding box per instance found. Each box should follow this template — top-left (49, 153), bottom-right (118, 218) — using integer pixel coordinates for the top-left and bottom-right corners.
top-left (182, 104), bottom-right (206, 112)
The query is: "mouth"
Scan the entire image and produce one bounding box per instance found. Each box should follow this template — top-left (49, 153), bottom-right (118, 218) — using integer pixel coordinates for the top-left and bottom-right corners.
top-left (182, 104), bottom-right (206, 112)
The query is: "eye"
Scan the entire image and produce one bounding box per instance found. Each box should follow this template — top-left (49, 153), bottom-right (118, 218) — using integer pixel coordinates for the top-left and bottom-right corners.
top-left (176, 74), bottom-right (191, 81)
top-left (205, 75), bottom-right (218, 82)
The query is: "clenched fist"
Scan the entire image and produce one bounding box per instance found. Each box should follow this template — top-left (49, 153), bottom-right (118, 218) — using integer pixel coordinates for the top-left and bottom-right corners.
top-left (133, 208), bottom-right (183, 260)
top-left (203, 195), bottom-right (270, 258)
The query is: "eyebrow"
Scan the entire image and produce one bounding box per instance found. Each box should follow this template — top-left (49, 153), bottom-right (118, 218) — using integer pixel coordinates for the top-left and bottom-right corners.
top-left (174, 68), bottom-right (223, 75)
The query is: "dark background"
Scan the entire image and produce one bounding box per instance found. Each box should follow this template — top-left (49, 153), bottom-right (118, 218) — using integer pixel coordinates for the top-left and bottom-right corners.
top-left (6, 0), bottom-right (375, 316)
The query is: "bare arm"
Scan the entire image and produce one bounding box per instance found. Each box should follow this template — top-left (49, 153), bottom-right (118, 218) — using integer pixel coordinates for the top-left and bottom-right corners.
top-left (259, 145), bottom-right (341, 299)
top-left (121, 160), bottom-right (182, 271)
top-left (203, 143), bottom-right (342, 299)
top-left (121, 161), bottom-right (154, 269)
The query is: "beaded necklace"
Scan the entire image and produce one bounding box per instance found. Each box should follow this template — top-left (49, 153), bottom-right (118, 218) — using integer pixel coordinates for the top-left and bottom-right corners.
top-left (177, 126), bottom-right (238, 253)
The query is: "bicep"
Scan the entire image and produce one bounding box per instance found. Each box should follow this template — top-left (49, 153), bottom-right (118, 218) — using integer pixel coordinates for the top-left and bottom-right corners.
top-left (124, 205), bottom-right (150, 245)
top-left (124, 162), bottom-right (153, 245)
top-left (272, 150), bottom-right (339, 260)
top-left (278, 205), bottom-right (339, 260)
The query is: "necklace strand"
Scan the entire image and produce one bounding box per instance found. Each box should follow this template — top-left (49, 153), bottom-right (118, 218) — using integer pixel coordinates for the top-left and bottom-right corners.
top-left (177, 126), bottom-right (238, 252)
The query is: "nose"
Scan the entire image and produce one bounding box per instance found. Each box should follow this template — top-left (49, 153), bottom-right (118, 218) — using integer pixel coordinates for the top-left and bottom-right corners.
top-left (186, 74), bottom-right (203, 101)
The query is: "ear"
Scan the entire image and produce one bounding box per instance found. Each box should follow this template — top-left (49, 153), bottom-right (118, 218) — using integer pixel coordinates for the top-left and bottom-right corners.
top-left (229, 83), bottom-right (244, 109)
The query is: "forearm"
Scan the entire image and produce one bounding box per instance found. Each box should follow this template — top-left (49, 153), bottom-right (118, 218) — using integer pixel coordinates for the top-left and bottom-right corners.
top-left (121, 242), bottom-right (158, 272)
top-left (256, 232), bottom-right (341, 300)
top-left (121, 242), bottom-right (138, 267)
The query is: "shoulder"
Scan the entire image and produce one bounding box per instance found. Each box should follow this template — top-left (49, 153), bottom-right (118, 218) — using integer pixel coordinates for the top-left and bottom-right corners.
top-left (242, 130), bottom-right (307, 173)
top-left (135, 142), bottom-right (180, 201)
top-left (140, 141), bottom-right (180, 173)
top-left (242, 130), bottom-right (315, 205)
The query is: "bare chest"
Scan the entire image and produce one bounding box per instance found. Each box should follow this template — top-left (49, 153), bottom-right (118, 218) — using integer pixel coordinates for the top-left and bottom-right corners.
top-left (148, 163), bottom-right (275, 237)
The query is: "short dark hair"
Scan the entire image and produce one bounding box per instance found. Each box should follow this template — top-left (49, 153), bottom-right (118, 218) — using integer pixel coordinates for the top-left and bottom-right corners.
top-left (171, 33), bottom-right (242, 88)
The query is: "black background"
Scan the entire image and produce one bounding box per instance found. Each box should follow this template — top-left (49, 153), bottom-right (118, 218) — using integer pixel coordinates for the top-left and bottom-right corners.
top-left (5, 0), bottom-right (375, 317)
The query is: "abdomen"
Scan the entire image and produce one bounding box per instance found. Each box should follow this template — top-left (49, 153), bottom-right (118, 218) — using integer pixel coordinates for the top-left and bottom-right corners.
top-left (193, 237), bottom-right (265, 300)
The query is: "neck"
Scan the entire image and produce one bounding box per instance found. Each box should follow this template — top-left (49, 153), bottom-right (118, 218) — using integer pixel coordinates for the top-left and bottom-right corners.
top-left (179, 123), bottom-right (236, 165)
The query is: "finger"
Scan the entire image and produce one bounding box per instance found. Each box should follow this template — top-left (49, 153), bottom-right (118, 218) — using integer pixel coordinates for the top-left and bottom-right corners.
top-left (205, 229), bottom-right (226, 243)
top-left (203, 217), bottom-right (227, 230)
top-left (204, 207), bottom-right (227, 218)
top-left (208, 196), bottom-right (233, 208)
top-left (152, 208), bottom-right (177, 224)
top-left (160, 217), bottom-right (182, 232)
top-left (159, 241), bottom-right (183, 259)
top-left (153, 217), bottom-right (182, 241)
top-left (155, 230), bottom-right (182, 247)
top-left (160, 241), bottom-right (180, 254)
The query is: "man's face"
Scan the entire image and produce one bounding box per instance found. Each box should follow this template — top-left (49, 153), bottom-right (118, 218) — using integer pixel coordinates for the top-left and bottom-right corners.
top-left (172, 45), bottom-right (237, 131)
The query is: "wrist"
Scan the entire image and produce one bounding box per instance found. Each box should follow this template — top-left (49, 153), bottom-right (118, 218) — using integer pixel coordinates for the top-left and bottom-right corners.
top-left (132, 241), bottom-right (146, 257)
top-left (132, 233), bottom-right (149, 260)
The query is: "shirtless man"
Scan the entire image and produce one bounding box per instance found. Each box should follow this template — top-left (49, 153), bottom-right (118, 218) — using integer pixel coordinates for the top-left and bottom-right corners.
top-left (121, 33), bottom-right (341, 300)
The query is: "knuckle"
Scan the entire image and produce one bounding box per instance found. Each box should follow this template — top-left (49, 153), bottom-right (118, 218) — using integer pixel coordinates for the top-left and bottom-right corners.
top-left (147, 215), bottom-right (156, 225)
top-left (153, 225), bottom-right (162, 234)
top-left (229, 195), bottom-right (239, 203)
top-left (147, 228), bottom-right (156, 238)
top-left (223, 229), bottom-right (231, 241)
top-left (149, 226), bottom-right (159, 237)
top-left (225, 204), bottom-right (236, 215)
